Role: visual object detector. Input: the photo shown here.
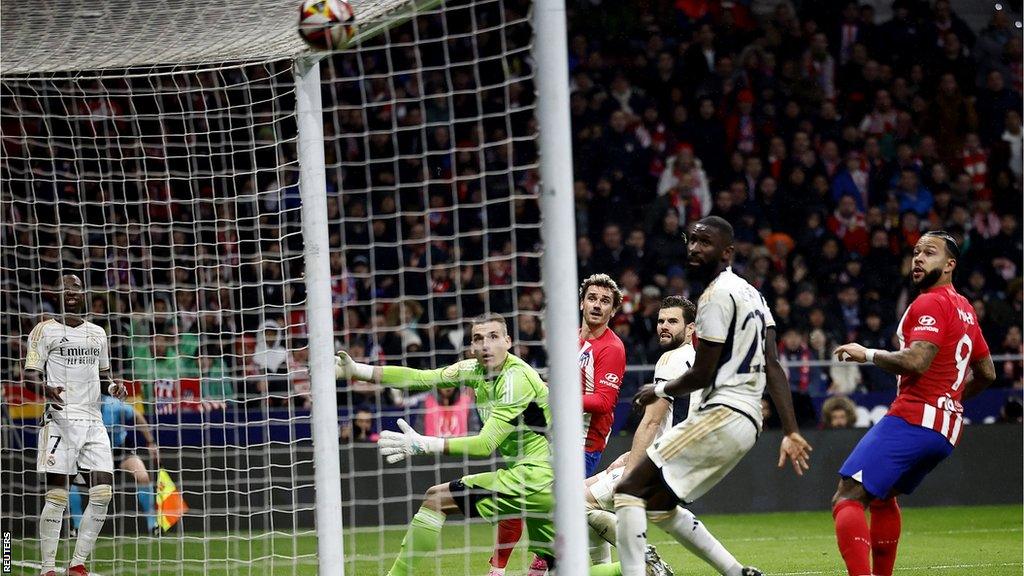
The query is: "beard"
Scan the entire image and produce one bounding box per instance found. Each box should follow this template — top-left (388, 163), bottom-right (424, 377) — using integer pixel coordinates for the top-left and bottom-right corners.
top-left (660, 332), bottom-right (688, 350)
top-left (687, 257), bottom-right (720, 283)
top-left (912, 267), bottom-right (943, 291)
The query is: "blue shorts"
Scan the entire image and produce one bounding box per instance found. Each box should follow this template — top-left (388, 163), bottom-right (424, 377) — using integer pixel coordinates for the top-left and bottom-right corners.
top-left (585, 450), bottom-right (603, 477)
top-left (839, 415), bottom-right (953, 499)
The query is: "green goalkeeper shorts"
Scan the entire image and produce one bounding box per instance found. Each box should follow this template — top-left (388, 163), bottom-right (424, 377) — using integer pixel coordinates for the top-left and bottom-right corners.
top-left (449, 471), bottom-right (555, 557)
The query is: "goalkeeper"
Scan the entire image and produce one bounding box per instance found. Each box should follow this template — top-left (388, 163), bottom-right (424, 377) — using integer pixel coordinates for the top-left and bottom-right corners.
top-left (335, 313), bottom-right (557, 575)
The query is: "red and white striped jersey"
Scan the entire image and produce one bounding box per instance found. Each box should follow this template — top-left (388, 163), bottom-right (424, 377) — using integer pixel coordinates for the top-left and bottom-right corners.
top-left (888, 285), bottom-right (990, 446)
top-left (578, 327), bottom-right (626, 453)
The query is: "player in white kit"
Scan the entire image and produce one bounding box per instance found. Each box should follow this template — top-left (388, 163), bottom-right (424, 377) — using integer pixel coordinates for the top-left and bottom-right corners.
top-left (24, 275), bottom-right (127, 576)
top-left (615, 217), bottom-right (813, 576)
top-left (584, 295), bottom-right (697, 573)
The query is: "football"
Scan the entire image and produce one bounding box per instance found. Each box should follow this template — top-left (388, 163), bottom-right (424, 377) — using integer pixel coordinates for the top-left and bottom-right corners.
top-left (298, 0), bottom-right (356, 50)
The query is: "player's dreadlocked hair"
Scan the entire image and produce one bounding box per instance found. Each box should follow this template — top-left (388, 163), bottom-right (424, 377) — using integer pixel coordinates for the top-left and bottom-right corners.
top-left (922, 230), bottom-right (961, 260)
top-left (662, 295), bottom-right (696, 324)
top-left (579, 273), bottom-right (624, 310)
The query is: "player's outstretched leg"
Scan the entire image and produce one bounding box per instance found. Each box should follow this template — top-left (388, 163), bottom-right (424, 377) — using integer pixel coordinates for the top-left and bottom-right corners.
top-left (39, 475), bottom-right (69, 575)
top-left (648, 507), bottom-right (745, 575)
top-left (70, 472), bottom-right (113, 571)
top-left (387, 482), bottom-right (456, 576)
top-left (869, 497), bottom-right (901, 576)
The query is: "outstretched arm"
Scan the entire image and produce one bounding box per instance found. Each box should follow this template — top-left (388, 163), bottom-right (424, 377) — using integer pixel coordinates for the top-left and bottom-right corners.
top-left (378, 414), bottom-right (520, 463)
top-left (834, 341), bottom-right (939, 376)
top-left (446, 417), bottom-right (516, 457)
top-left (336, 351), bottom-right (463, 391)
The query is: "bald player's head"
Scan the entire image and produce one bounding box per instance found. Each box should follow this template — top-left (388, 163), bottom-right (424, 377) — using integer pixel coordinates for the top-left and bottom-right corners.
top-left (686, 216), bottom-right (735, 280)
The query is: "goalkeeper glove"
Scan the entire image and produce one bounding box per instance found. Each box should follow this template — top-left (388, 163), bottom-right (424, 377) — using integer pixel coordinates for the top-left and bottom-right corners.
top-left (378, 418), bottom-right (444, 464)
top-left (335, 351), bottom-right (375, 381)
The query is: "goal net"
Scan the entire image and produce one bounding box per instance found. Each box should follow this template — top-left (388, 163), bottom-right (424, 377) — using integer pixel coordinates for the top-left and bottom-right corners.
top-left (1, 0), bottom-right (542, 574)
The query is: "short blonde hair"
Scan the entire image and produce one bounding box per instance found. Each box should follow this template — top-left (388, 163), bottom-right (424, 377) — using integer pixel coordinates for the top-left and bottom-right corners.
top-left (579, 273), bottom-right (623, 310)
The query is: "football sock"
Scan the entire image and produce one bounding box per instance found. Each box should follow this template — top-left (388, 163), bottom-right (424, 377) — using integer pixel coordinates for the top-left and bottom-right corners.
top-left (71, 484), bottom-right (112, 566)
top-left (39, 488), bottom-right (68, 571)
top-left (833, 499), bottom-right (872, 576)
top-left (613, 494), bottom-right (647, 576)
top-left (587, 509), bottom-right (616, 563)
top-left (490, 517), bottom-right (523, 568)
top-left (68, 485), bottom-right (84, 530)
top-left (527, 555), bottom-right (549, 575)
top-left (386, 506), bottom-right (445, 576)
top-left (649, 506), bottom-right (743, 575)
top-left (138, 484), bottom-right (157, 531)
top-left (869, 497), bottom-right (901, 576)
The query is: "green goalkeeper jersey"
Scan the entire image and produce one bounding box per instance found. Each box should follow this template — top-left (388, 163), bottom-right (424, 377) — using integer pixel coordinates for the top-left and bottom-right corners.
top-left (380, 353), bottom-right (554, 494)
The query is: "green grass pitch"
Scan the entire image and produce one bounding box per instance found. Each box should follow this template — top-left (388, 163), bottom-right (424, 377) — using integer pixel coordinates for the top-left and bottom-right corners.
top-left (10, 505), bottom-right (1021, 575)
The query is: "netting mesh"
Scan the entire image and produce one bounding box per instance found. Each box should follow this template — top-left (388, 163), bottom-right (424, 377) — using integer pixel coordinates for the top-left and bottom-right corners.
top-left (1, 62), bottom-right (323, 574)
top-left (1, 0), bottom-right (542, 573)
top-left (323, 0), bottom-right (542, 571)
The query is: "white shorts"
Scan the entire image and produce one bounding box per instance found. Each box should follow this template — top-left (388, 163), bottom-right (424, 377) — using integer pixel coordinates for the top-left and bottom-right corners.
top-left (37, 417), bottom-right (114, 475)
top-left (588, 465), bottom-right (625, 511)
top-left (647, 406), bottom-right (757, 504)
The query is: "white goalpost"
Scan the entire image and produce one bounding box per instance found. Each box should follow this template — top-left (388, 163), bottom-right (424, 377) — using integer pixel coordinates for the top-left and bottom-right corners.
top-left (1, 1), bottom-right (584, 575)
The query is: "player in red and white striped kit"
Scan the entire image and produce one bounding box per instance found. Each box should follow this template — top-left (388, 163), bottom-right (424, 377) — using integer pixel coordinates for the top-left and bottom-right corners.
top-left (488, 273), bottom-right (625, 576)
top-left (832, 231), bottom-right (997, 576)
top-left (577, 273), bottom-right (627, 475)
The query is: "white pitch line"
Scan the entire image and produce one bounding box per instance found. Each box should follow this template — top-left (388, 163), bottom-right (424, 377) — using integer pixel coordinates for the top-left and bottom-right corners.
top-left (647, 526), bottom-right (1022, 544)
top-left (776, 561), bottom-right (1022, 575)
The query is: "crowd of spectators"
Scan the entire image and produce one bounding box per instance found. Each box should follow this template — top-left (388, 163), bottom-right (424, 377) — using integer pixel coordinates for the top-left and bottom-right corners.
top-left (561, 0), bottom-right (1023, 404)
top-left (1, 0), bottom-right (1021, 432)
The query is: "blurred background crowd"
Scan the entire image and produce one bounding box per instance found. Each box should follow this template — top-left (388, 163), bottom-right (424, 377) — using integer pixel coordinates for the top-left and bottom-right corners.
top-left (1, 0), bottom-right (1021, 433)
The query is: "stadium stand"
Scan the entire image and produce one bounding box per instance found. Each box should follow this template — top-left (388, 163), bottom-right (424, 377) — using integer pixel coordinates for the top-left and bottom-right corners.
top-left (2, 0), bottom-right (1021, 431)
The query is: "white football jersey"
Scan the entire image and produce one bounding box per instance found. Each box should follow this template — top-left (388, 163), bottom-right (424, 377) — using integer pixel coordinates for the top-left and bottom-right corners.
top-left (653, 342), bottom-right (697, 431)
top-left (24, 319), bottom-right (110, 421)
top-left (694, 268), bottom-right (774, 429)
